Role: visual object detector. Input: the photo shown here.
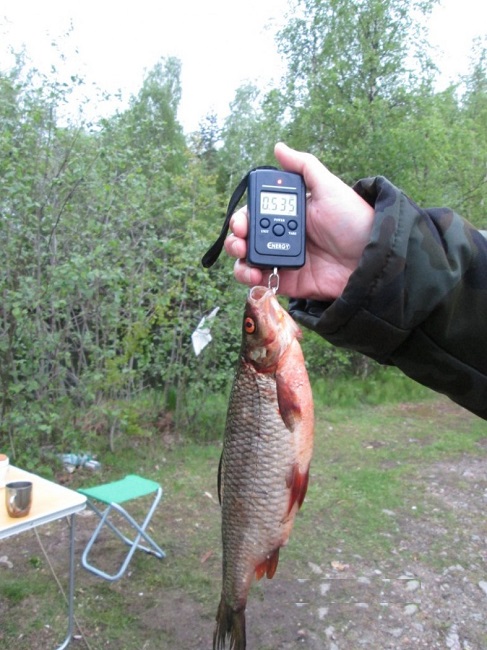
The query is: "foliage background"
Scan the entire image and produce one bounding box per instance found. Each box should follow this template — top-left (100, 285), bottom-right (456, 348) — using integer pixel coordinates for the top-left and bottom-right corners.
top-left (1, 0), bottom-right (486, 466)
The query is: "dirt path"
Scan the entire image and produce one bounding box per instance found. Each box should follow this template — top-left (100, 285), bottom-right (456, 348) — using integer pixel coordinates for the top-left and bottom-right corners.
top-left (1, 402), bottom-right (486, 649)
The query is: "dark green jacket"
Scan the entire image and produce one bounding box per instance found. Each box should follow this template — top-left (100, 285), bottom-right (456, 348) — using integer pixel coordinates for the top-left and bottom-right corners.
top-left (289, 176), bottom-right (487, 419)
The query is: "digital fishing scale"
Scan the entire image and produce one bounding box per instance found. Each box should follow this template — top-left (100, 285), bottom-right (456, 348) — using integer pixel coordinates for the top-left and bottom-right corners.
top-left (247, 169), bottom-right (306, 269)
top-left (201, 166), bottom-right (307, 290)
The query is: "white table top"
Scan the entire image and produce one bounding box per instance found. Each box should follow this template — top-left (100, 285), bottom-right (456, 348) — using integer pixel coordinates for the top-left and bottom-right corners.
top-left (0, 465), bottom-right (86, 539)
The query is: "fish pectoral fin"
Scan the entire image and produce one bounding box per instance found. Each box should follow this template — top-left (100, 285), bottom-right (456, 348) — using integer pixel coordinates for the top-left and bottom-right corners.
top-left (276, 372), bottom-right (300, 432)
top-left (255, 548), bottom-right (280, 581)
top-left (286, 462), bottom-right (310, 515)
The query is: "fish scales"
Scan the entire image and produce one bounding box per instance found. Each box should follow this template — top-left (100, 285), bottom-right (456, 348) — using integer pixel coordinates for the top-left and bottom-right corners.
top-left (213, 286), bottom-right (314, 650)
top-left (222, 369), bottom-right (295, 602)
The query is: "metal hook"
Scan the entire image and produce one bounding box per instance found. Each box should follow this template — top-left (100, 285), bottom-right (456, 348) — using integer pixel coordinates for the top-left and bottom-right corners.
top-left (268, 267), bottom-right (280, 294)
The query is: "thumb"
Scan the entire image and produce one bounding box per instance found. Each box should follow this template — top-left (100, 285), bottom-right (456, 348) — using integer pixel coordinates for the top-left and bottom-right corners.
top-left (274, 142), bottom-right (327, 193)
top-left (274, 142), bottom-right (307, 174)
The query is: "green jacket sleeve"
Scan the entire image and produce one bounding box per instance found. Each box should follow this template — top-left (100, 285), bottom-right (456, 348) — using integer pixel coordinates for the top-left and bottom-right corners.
top-left (289, 176), bottom-right (487, 419)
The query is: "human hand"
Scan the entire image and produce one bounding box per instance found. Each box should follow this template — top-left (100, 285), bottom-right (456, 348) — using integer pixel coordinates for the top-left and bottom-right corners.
top-left (224, 142), bottom-right (374, 301)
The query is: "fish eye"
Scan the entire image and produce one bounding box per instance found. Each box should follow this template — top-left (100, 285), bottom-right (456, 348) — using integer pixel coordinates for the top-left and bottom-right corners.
top-left (244, 317), bottom-right (256, 334)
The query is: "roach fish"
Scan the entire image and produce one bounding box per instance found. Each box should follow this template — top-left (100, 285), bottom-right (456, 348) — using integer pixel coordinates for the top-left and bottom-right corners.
top-left (213, 286), bottom-right (314, 649)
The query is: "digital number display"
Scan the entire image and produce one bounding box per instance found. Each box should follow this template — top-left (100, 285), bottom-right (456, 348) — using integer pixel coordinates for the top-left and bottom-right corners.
top-left (260, 191), bottom-right (297, 216)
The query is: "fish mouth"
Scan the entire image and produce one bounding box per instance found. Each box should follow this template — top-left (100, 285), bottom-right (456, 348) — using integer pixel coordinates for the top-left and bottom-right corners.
top-left (247, 285), bottom-right (301, 343)
top-left (248, 285), bottom-right (273, 302)
top-left (248, 286), bottom-right (278, 325)
top-left (247, 285), bottom-right (282, 338)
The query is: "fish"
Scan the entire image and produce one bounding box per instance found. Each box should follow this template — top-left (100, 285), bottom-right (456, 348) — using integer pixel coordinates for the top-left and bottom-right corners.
top-left (213, 285), bottom-right (314, 650)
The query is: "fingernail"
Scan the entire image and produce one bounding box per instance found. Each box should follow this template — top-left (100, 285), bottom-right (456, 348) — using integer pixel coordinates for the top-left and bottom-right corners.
top-left (243, 266), bottom-right (255, 285)
top-left (235, 259), bottom-right (250, 284)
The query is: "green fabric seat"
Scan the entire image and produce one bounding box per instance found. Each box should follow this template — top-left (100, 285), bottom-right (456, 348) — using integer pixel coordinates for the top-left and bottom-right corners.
top-left (78, 474), bottom-right (165, 581)
top-left (79, 474), bottom-right (161, 505)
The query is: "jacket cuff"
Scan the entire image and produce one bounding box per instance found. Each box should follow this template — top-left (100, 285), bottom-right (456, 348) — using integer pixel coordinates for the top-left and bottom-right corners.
top-left (289, 176), bottom-right (472, 363)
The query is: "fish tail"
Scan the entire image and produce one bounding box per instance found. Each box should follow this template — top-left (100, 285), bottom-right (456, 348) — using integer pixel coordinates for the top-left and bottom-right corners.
top-left (213, 596), bottom-right (246, 650)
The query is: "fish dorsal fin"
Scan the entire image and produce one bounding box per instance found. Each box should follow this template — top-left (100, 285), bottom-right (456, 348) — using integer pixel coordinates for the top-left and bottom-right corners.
top-left (217, 453), bottom-right (223, 505)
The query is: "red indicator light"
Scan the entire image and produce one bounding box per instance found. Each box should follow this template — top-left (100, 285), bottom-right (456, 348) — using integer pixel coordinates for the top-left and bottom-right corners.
top-left (277, 178), bottom-right (283, 185)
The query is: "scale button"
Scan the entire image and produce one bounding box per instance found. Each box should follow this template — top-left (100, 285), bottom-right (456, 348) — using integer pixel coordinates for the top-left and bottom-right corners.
top-left (260, 218), bottom-right (270, 228)
top-left (288, 220), bottom-right (298, 231)
top-left (272, 224), bottom-right (285, 236)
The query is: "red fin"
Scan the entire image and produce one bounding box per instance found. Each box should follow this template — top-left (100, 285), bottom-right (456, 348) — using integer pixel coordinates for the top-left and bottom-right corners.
top-left (255, 562), bottom-right (267, 581)
top-left (265, 548), bottom-right (280, 579)
top-left (287, 463), bottom-right (310, 514)
top-left (255, 548), bottom-right (280, 581)
top-left (276, 374), bottom-right (300, 431)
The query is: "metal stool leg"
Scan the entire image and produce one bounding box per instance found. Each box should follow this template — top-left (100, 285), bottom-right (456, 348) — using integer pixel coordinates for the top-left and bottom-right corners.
top-left (81, 486), bottom-right (165, 581)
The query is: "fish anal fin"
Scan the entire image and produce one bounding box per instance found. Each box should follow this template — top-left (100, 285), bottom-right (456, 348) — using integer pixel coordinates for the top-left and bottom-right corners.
top-left (287, 463), bottom-right (310, 514)
top-left (255, 548), bottom-right (280, 581)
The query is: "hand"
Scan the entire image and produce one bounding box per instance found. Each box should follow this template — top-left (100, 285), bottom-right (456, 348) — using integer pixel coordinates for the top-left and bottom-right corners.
top-left (224, 142), bottom-right (374, 301)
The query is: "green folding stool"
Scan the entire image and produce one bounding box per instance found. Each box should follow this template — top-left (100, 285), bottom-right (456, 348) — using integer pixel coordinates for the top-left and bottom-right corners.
top-left (78, 474), bottom-right (165, 581)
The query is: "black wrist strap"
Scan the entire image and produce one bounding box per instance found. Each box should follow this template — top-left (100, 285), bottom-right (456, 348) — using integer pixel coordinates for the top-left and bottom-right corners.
top-left (201, 166), bottom-right (278, 268)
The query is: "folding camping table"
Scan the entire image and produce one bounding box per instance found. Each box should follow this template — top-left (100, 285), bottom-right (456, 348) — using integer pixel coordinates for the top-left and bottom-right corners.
top-left (0, 466), bottom-right (86, 649)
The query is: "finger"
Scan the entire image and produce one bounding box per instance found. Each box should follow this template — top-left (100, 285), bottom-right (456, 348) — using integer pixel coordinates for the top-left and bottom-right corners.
top-left (234, 259), bottom-right (264, 287)
top-left (274, 142), bottom-right (330, 199)
top-left (274, 142), bottom-right (313, 178)
top-left (224, 233), bottom-right (247, 259)
top-left (229, 206), bottom-right (248, 238)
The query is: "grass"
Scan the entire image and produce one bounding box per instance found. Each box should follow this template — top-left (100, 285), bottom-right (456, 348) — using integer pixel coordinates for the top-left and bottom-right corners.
top-left (0, 371), bottom-right (486, 648)
top-left (0, 575), bottom-right (47, 604)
